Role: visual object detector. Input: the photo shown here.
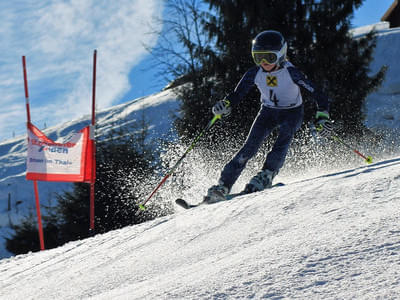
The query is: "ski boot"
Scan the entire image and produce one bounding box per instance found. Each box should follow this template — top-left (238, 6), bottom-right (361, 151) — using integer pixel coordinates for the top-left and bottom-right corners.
top-left (243, 169), bottom-right (277, 194)
top-left (204, 183), bottom-right (230, 204)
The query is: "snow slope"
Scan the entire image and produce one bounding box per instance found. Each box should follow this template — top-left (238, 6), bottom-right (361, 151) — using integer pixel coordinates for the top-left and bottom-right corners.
top-left (1, 22), bottom-right (400, 260)
top-left (0, 156), bottom-right (399, 299)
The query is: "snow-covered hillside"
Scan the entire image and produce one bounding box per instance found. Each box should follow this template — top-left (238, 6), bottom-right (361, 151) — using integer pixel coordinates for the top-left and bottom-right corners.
top-left (352, 22), bottom-right (400, 132)
top-left (1, 156), bottom-right (399, 299)
top-left (1, 22), bottom-right (400, 260)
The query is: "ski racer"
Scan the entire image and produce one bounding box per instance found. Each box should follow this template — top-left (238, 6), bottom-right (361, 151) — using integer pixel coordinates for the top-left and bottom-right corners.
top-left (206, 30), bottom-right (333, 203)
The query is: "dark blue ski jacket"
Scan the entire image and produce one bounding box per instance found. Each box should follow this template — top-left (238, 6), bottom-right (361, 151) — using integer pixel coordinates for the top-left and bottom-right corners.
top-left (226, 61), bottom-right (330, 112)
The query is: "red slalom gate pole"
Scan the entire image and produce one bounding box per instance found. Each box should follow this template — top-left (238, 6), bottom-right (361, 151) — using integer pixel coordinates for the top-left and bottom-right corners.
top-left (22, 57), bottom-right (31, 123)
top-left (22, 56), bottom-right (45, 251)
top-left (90, 50), bottom-right (97, 231)
top-left (33, 179), bottom-right (45, 250)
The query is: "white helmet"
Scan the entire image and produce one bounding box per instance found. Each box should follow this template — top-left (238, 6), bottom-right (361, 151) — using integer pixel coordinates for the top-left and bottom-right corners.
top-left (251, 30), bottom-right (287, 66)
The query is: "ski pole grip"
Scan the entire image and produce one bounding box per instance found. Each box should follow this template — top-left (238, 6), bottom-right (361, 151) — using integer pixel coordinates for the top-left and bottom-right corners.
top-left (211, 114), bottom-right (222, 123)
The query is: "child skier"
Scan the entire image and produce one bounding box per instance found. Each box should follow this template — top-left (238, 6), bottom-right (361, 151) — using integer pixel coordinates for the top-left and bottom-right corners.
top-left (206, 30), bottom-right (333, 203)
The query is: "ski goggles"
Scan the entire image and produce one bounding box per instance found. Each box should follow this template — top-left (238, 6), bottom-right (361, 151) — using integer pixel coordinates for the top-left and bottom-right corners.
top-left (252, 51), bottom-right (280, 65)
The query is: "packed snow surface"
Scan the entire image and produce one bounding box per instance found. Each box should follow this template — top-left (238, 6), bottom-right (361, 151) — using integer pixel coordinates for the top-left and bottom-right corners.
top-left (1, 156), bottom-right (399, 299)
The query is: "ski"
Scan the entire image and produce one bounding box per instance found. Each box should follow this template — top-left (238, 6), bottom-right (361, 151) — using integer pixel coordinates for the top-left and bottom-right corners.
top-left (175, 198), bottom-right (203, 209)
top-left (175, 182), bottom-right (285, 209)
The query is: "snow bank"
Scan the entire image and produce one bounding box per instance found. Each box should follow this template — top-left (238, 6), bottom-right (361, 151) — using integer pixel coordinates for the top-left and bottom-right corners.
top-left (350, 21), bottom-right (390, 37)
top-left (0, 156), bottom-right (399, 299)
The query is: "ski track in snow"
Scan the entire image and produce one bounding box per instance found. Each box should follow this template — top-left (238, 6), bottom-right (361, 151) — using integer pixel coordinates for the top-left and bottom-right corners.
top-left (0, 157), bottom-right (400, 299)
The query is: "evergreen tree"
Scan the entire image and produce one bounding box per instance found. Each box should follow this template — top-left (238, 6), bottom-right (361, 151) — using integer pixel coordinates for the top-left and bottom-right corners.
top-left (55, 120), bottom-right (160, 237)
top-left (5, 212), bottom-right (41, 255)
top-left (175, 0), bottom-right (386, 140)
top-left (5, 209), bottom-right (61, 256)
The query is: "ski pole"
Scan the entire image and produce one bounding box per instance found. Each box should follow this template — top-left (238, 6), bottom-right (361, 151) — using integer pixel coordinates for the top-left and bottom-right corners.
top-left (135, 114), bottom-right (223, 215)
top-left (331, 134), bottom-right (373, 164)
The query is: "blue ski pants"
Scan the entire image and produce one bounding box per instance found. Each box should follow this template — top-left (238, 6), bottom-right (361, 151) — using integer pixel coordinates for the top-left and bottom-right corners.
top-left (219, 105), bottom-right (303, 190)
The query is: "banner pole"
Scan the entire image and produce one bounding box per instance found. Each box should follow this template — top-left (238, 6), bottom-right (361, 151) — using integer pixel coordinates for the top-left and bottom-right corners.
top-left (22, 56), bottom-right (45, 250)
top-left (22, 56), bottom-right (31, 124)
top-left (89, 50), bottom-right (97, 231)
top-left (33, 180), bottom-right (45, 250)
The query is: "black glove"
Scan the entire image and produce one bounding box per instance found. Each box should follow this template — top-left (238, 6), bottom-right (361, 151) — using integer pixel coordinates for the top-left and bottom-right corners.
top-left (315, 111), bottom-right (333, 137)
top-left (212, 99), bottom-right (231, 117)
